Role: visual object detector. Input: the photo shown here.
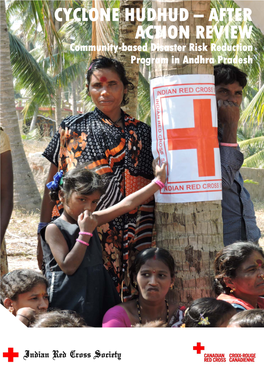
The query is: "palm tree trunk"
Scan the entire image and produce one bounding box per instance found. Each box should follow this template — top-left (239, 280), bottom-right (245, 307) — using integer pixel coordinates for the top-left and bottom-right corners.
top-left (72, 81), bottom-right (77, 116)
top-left (151, 0), bottom-right (223, 305)
top-left (53, 6), bottom-right (64, 129)
top-left (30, 106), bottom-right (39, 132)
top-left (55, 86), bottom-right (62, 129)
top-left (0, 1), bottom-right (41, 211)
top-left (91, 0), bottom-right (97, 60)
top-left (0, 240), bottom-right (8, 277)
top-left (118, 0), bottom-right (144, 118)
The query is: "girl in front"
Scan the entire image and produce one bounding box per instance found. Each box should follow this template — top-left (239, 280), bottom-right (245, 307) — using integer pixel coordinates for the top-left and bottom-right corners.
top-left (40, 160), bottom-right (166, 326)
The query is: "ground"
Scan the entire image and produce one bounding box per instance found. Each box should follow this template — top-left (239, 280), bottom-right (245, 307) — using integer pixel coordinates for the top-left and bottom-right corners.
top-left (4, 140), bottom-right (264, 273)
top-left (5, 139), bottom-right (49, 272)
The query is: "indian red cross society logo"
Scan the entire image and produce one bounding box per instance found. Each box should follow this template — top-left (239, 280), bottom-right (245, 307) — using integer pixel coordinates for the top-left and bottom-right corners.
top-left (193, 342), bottom-right (205, 354)
top-left (3, 347), bottom-right (19, 362)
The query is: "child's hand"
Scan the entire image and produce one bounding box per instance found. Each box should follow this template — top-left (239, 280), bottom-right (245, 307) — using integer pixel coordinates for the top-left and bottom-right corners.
top-left (153, 157), bottom-right (167, 184)
top-left (78, 210), bottom-right (98, 233)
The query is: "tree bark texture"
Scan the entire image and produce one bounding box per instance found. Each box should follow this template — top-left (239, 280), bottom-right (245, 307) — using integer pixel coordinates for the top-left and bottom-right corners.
top-left (151, 0), bottom-right (213, 78)
top-left (30, 106), bottom-right (39, 132)
top-left (0, 239), bottom-right (8, 277)
top-left (0, 1), bottom-right (41, 211)
top-left (55, 86), bottom-right (62, 130)
top-left (117, 0), bottom-right (143, 118)
top-left (72, 81), bottom-right (77, 116)
top-left (151, 0), bottom-right (223, 304)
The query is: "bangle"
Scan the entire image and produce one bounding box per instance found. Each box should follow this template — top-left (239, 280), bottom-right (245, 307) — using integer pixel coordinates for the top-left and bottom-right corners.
top-left (37, 222), bottom-right (49, 234)
top-left (17, 314), bottom-right (31, 325)
top-left (76, 239), bottom-right (89, 246)
top-left (220, 142), bottom-right (238, 147)
top-left (152, 177), bottom-right (165, 189)
top-left (79, 232), bottom-right (93, 237)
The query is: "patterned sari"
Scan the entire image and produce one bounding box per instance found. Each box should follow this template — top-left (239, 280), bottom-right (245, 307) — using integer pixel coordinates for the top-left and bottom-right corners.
top-left (43, 108), bottom-right (154, 300)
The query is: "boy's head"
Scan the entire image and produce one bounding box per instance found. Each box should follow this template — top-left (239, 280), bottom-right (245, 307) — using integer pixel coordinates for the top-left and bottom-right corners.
top-left (214, 64), bottom-right (247, 88)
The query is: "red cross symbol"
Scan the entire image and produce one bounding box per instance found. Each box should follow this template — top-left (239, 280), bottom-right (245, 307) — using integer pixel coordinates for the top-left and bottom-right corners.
top-left (3, 347), bottom-right (19, 362)
top-left (193, 342), bottom-right (205, 354)
top-left (167, 99), bottom-right (218, 177)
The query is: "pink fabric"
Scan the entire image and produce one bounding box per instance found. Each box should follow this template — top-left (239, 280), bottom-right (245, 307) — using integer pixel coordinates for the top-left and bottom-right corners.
top-left (102, 305), bottom-right (131, 327)
top-left (217, 293), bottom-right (264, 310)
top-left (220, 142), bottom-right (238, 147)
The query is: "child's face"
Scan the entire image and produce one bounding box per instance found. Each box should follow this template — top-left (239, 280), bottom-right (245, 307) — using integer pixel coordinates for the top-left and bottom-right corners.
top-left (61, 190), bottom-right (102, 222)
top-left (11, 283), bottom-right (49, 315)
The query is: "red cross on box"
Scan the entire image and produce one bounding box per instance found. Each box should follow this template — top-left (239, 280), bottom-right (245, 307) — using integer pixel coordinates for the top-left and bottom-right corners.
top-left (167, 99), bottom-right (218, 177)
top-left (193, 342), bottom-right (205, 354)
top-left (3, 347), bottom-right (19, 362)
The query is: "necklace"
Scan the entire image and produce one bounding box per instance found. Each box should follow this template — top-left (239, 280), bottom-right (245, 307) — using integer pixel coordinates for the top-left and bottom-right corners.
top-left (136, 298), bottom-right (169, 324)
top-left (112, 115), bottom-right (123, 125)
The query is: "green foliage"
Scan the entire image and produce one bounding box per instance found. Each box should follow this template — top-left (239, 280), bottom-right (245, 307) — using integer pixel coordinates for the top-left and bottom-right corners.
top-left (21, 128), bottom-right (42, 140)
top-left (239, 135), bottom-right (264, 168)
top-left (7, 0), bottom-right (88, 120)
top-left (8, 0), bottom-right (264, 136)
top-left (242, 150), bottom-right (264, 168)
top-left (9, 32), bottom-right (54, 116)
top-left (243, 179), bottom-right (259, 185)
top-left (240, 84), bottom-right (264, 126)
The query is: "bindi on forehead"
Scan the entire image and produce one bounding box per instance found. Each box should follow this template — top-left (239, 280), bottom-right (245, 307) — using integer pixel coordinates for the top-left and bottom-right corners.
top-left (100, 76), bottom-right (107, 82)
top-left (256, 259), bottom-right (263, 267)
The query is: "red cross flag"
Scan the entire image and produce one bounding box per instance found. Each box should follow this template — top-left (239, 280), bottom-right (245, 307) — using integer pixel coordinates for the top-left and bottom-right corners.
top-left (151, 74), bottom-right (222, 203)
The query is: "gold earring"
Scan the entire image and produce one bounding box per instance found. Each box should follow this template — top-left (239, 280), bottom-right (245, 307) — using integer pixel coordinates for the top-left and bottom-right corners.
top-left (230, 288), bottom-right (235, 293)
top-left (170, 284), bottom-right (175, 290)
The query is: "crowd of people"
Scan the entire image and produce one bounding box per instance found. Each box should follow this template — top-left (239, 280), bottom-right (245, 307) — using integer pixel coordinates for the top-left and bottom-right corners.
top-left (1, 242), bottom-right (264, 328)
top-left (0, 57), bottom-right (263, 328)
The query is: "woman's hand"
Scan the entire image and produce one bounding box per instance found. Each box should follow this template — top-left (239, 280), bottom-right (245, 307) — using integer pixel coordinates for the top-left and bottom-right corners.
top-left (153, 157), bottom-right (167, 184)
top-left (78, 210), bottom-right (98, 234)
top-left (94, 157), bottom-right (168, 227)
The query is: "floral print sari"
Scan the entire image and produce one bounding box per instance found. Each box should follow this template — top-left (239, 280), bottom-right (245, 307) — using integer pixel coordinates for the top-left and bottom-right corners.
top-left (43, 108), bottom-right (154, 299)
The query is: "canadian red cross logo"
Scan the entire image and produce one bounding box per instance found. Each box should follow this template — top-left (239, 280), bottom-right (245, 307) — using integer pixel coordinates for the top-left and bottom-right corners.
top-left (167, 99), bottom-right (218, 177)
top-left (193, 342), bottom-right (205, 354)
top-left (3, 347), bottom-right (19, 362)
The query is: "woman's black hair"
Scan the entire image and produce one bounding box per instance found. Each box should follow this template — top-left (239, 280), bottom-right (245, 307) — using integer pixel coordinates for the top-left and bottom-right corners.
top-left (31, 310), bottom-right (87, 328)
top-left (130, 247), bottom-right (175, 288)
top-left (86, 55), bottom-right (134, 106)
top-left (214, 241), bottom-right (264, 295)
top-left (214, 63), bottom-right (247, 88)
top-left (228, 309), bottom-right (264, 327)
top-left (0, 269), bottom-right (48, 305)
top-left (183, 297), bottom-right (237, 327)
top-left (49, 166), bottom-right (106, 203)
